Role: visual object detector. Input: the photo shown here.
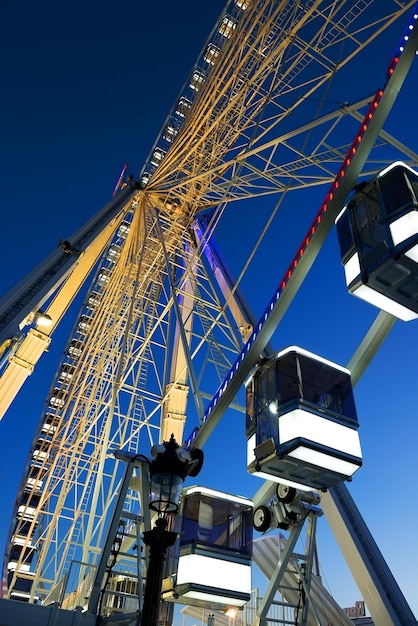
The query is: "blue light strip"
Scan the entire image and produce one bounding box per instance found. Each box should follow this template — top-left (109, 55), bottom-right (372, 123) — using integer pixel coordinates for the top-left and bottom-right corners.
top-left (184, 5), bottom-right (418, 449)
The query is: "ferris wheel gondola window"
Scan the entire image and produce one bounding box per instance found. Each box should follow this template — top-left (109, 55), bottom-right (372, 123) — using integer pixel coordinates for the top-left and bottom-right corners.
top-left (219, 15), bottom-right (237, 38)
top-left (162, 487), bottom-right (253, 610)
top-left (336, 162), bottom-right (418, 321)
top-left (204, 43), bottom-right (220, 66)
top-left (163, 124), bottom-right (179, 142)
top-left (175, 97), bottom-right (192, 118)
top-left (190, 70), bottom-right (206, 91)
top-left (246, 346), bottom-right (362, 492)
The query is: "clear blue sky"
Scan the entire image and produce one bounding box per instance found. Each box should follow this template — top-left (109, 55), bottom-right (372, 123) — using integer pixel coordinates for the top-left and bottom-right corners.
top-left (1, 0), bottom-right (418, 621)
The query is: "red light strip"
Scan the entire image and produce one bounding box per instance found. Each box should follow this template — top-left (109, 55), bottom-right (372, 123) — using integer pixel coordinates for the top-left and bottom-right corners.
top-left (280, 87), bottom-right (385, 292)
top-left (112, 162), bottom-right (129, 197)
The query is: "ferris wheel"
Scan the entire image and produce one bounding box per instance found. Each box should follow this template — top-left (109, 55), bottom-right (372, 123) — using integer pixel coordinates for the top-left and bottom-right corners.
top-left (1, 1), bottom-right (418, 625)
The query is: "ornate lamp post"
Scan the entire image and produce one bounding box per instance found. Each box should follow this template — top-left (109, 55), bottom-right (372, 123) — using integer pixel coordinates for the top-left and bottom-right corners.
top-left (140, 434), bottom-right (203, 626)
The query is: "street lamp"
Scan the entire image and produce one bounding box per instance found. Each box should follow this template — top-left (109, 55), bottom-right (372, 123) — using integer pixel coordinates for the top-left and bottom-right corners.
top-left (140, 434), bottom-right (203, 626)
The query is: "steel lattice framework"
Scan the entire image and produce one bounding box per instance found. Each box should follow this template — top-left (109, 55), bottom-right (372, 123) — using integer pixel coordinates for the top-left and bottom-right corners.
top-left (3, 0), bottom-right (418, 615)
